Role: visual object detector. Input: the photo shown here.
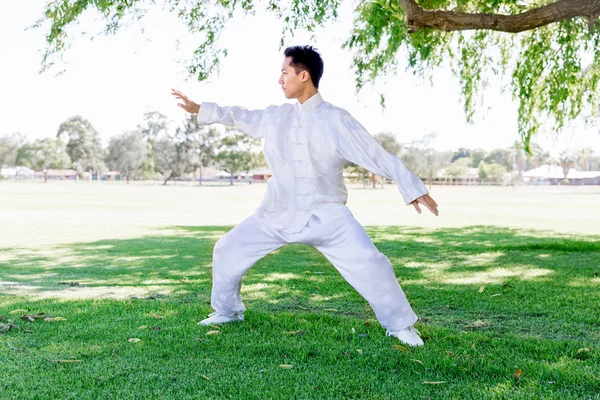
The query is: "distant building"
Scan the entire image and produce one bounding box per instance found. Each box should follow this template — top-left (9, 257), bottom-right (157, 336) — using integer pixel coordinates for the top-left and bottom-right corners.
top-left (435, 167), bottom-right (481, 185)
top-left (566, 170), bottom-right (600, 185)
top-left (33, 169), bottom-right (78, 180)
top-left (523, 165), bottom-right (565, 185)
top-left (523, 164), bottom-right (600, 185)
top-left (1, 166), bottom-right (35, 179)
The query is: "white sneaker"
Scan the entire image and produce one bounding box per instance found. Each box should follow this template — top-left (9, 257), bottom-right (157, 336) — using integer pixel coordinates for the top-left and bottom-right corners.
top-left (386, 326), bottom-right (424, 347)
top-left (197, 312), bottom-right (244, 326)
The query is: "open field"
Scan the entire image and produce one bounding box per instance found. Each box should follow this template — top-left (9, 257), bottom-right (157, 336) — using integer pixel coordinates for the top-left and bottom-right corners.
top-left (1, 181), bottom-right (599, 247)
top-left (0, 181), bottom-right (599, 398)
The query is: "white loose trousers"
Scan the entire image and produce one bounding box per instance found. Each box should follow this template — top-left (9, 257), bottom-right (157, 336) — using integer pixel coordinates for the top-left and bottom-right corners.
top-left (211, 211), bottom-right (418, 332)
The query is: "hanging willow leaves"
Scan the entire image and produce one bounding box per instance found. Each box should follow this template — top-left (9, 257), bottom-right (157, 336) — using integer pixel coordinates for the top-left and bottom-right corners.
top-left (33, 0), bottom-right (600, 150)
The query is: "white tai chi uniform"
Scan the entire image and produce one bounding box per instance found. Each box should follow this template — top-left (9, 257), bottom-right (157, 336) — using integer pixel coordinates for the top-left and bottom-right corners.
top-left (197, 92), bottom-right (428, 332)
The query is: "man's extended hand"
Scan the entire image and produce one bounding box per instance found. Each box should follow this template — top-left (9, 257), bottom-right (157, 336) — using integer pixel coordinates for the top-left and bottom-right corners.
top-left (171, 89), bottom-right (200, 113)
top-left (411, 194), bottom-right (439, 216)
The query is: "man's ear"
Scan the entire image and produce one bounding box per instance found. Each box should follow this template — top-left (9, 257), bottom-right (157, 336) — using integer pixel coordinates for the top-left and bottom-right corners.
top-left (301, 71), bottom-right (310, 83)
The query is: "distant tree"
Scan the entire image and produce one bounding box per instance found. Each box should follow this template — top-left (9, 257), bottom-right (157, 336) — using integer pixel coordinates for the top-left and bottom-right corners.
top-left (178, 114), bottom-right (221, 185)
top-left (106, 131), bottom-right (147, 183)
top-left (527, 143), bottom-right (553, 169)
top-left (401, 132), bottom-right (452, 188)
top-left (56, 116), bottom-right (105, 178)
top-left (484, 148), bottom-right (512, 171)
top-left (153, 135), bottom-right (193, 185)
top-left (138, 111), bottom-right (170, 141)
top-left (559, 150), bottom-right (576, 179)
top-left (0, 133), bottom-right (27, 181)
top-left (451, 148), bottom-right (471, 163)
top-left (138, 111), bottom-right (171, 179)
top-left (0, 133), bottom-right (25, 167)
top-left (214, 131), bottom-right (260, 186)
top-left (478, 161), bottom-right (507, 183)
top-left (469, 149), bottom-right (487, 169)
top-left (446, 157), bottom-right (472, 178)
top-left (18, 138), bottom-right (71, 182)
top-left (575, 147), bottom-right (595, 171)
top-left (249, 151), bottom-right (268, 170)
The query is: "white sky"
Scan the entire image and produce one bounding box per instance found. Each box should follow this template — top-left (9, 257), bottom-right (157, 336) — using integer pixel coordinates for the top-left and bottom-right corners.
top-left (1, 1), bottom-right (599, 156)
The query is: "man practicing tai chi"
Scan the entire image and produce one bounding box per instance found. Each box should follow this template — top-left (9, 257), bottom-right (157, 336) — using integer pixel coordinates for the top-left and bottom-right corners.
top-left (172, 45), bottom-right (438, 347)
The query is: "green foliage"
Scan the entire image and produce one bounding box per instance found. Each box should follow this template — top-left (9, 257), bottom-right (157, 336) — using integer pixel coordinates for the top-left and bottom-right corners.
top-left (478, 160), bottom-right (508, 182)
top-left (0, 133), bottom-right (26, 168)
top-left (214, 129), bottom-right (260, 185)
top-left (35, 1), bottom-right (600, 149)
top-left (446, 156), bottom-right (471, 177)
top-left (105, 131), bottom-right (147, 182)
top-left (18, 138), bottom-right (72, 171)
top-left (56, 116), bottom-right (105, 175)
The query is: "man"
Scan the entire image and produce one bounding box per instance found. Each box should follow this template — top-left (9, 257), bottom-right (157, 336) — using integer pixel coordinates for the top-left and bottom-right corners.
top-left (172, 45), bottom-right (438, 347)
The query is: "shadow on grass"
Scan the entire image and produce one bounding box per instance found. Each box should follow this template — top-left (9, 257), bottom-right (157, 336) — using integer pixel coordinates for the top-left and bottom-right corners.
top-left (1, 225), bottom-right (599, 341)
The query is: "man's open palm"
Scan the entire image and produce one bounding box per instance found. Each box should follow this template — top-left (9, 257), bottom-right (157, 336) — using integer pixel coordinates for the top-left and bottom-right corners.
top-left (411, 194), bottom-right (439, 216)
top-left (171, 89), bottom-right (200, 113)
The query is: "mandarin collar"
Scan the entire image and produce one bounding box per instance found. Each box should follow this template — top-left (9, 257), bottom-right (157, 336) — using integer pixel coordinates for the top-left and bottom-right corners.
top-left (297, 92), bottom-right (323, 111)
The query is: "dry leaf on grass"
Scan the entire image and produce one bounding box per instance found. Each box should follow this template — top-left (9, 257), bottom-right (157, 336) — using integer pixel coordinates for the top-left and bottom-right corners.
top-left (423, 381), bottom-right (446, 385)
top-left (356, 349), bottom-right (363, 354)
top-left (445, 351), bottom-right (455, 357)
top-left (152, 313), bottom-right (165, 319)
top-left (412, 359), bottom-right (424, 366)
top-left (7, 342), bottom-right (24, 351)
top-left (200, 374), bottom-right (210, 380)
top-left (479, 285), bottom-right (485, 293)
top-left (9, 309), bottom-right (27, 315)
top-left (490, 293), bottom-right (502, 297)
top-left (284, 329), bottom-right (306, 336)
top-left (514, 368), bottom-right (523, 380)
top-left (205, 330), bottom-right (221, 336)
top-left (20, 315), bottom-right (35, 323)
top-left (392, 345), bottom-right (409, 352)
top-left (44, 317), bottom-right (67, 322)
top-left (464, 320), bottom-right (489, 329)
top-left (279, 364), bottom-right (294, 369)
top-left (138, 325), bottom-right (148, 330)
top-left (57, 360), bottom-right (82, 363)
top-left (0, 315), bottom-right (5, 321)
top-left (0, 324), bottom-right (12, 333)
top-left (128, 338), bottom-right (141, 343)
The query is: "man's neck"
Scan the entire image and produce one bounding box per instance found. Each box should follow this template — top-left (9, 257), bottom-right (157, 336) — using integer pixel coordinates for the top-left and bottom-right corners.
top-left (296, 87), bottom-right (319, 104)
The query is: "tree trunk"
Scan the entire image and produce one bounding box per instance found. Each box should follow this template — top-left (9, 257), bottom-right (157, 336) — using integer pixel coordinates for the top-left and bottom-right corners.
top-left (44, 170), bottom-right (47, 183)
top-left (371, 174), bottom-right (376, 189)
top-left (399, 0), bottom-right (600, 34)
top-left (126, 169), bottom-right (130, 184)
top-left (229, 172), bottom-right (234, 186)
top-left (199, 166), bottom-right (203, 186)
top-left (163, 171), bottom-right (173, 186)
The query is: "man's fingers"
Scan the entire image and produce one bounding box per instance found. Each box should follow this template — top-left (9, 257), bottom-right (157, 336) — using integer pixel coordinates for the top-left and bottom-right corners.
top-left (412, 201), bottom-right (422, 214)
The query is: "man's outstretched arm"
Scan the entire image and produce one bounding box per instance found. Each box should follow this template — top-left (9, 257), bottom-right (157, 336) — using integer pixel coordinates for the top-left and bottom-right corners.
top-left (171, 88), bottom-right (269, 139)
top-left (336, 112), bottom-right (439, 216)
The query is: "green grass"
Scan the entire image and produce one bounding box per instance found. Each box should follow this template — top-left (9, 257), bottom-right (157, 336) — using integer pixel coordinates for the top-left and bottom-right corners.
top-left (1, 225), bottom-right (599, 399)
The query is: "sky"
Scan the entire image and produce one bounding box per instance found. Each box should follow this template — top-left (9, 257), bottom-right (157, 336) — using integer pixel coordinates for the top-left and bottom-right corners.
top-left (1, 1), bottom-right (599, 156)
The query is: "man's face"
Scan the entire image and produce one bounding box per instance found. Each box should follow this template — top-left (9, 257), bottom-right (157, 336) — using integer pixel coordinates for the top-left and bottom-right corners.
top-left (278, 57), bottom-right (308, 99)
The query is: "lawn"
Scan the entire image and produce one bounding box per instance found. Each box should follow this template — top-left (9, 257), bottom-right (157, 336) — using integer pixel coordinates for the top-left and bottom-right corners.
top-left (0, 182), bottom-right (599, 399)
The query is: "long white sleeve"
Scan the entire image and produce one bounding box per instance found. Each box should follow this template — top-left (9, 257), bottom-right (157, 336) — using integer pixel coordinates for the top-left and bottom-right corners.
top-left (197, 103), bottom-right (273, 139)
top-left (336, 112), bottom-right (428, 205)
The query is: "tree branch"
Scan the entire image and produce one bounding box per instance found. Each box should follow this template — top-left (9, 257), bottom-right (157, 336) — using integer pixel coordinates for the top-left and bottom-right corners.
top-left (398, 0), bottom-right (600, 33)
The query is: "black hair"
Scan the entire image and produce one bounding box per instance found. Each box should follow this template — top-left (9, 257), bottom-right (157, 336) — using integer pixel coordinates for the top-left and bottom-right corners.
top-left (283, 45), bottom-right (324, 88)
